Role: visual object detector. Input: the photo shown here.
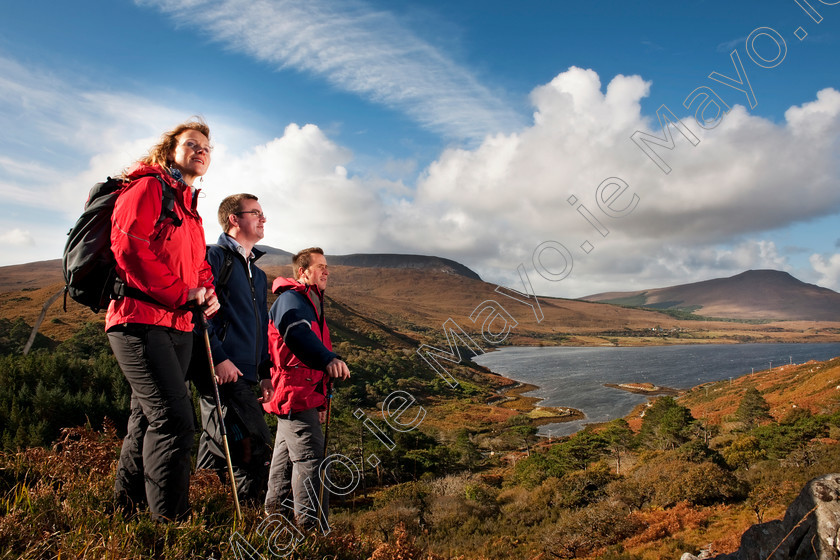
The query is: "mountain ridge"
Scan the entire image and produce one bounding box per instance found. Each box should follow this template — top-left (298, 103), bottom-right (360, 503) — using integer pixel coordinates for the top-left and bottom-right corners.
top-left (254, 248), bottom-right (482, 280)
top-left (3, 255), bottom-right (840, 346)
top-left (583, 269), bottom-right (840, 321)
top-left (0, 249), bottom-right (481, 293)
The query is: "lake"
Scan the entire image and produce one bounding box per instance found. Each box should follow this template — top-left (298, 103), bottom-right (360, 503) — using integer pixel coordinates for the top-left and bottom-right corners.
top-left (471, 343), bottom-right (840, 436)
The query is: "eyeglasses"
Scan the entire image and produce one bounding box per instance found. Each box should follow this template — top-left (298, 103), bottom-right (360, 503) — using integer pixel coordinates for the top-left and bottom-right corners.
top-left (236, 210), bottom-right (267, 220)
top-left (181, 140), bottom-right (213, 154)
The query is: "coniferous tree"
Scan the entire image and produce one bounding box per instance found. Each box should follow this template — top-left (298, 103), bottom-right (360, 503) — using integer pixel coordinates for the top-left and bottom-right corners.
top-left (554, 429), bottom-right (607, 472)
top-left (736, 387), bottom-right (772, 429)
top-left (601, 418), bottom-right (634, 474)
top-left (639, 396), bottom-right (695, 450)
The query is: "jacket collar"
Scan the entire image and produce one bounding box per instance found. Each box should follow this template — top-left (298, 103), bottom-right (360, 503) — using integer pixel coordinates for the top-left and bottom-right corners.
top-left (126, 162), bottom-right (201, 214)
top-left (271, 276), bottom-right (323, 299)
top-left (216, 233), bottom-right (265, 263)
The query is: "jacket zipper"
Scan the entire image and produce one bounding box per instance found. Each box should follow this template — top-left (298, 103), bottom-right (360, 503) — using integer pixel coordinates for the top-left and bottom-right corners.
top-left (248, 258), bottom-right (260, 370)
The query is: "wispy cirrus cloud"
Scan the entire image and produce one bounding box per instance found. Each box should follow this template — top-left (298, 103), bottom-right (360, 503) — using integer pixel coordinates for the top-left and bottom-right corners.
top-left (135, 0), bottom-right (524, 142)
top-left (0, 54), bottom-right (194, 213)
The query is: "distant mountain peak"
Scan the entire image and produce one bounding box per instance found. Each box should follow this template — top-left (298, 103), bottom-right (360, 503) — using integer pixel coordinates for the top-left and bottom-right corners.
top-left (732, 269), bottom-right (796, 280)
top-left (582, 269), bottom-right (840, 321)
top-left (254, 247), bottom-right (482, 280)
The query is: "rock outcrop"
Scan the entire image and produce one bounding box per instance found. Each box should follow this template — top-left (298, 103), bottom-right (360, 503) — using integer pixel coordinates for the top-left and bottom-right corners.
top-left (681, 473), bottom-right (840, 560)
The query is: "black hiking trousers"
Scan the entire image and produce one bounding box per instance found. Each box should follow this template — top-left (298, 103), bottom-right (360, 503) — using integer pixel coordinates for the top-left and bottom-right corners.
top-left (108, 324), bottom-right (195, 522)
top-left (195, 377), bottom-right (272, 506)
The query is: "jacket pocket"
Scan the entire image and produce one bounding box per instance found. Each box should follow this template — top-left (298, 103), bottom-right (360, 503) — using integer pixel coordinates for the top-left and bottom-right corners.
top-left (276, 367), bottom-right (325, 414)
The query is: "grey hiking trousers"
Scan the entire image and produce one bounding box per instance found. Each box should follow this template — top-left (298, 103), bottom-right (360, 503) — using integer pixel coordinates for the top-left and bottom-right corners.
top-left (265, 408), bottom-right (329, 531)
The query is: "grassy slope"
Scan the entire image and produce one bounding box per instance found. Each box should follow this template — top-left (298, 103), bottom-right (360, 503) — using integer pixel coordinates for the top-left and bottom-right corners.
top-left (3, 262), bottom-right (840, 559)
top-left (613, 358), bottom-right (840, 559)
top-left (678, 356), bottom-right (840, 425)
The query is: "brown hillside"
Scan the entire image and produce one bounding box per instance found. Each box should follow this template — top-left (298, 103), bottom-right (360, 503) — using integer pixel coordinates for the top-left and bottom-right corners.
top-left (584, 269), bottom-right (840, 321)
top-left (294, 266), bottom-right (840, 347)
top-left (678, 357), bottom-right (840, 425)
top-left (255, 248), bottom-right (482, 280)
top-left (272, 266), bottom-right (840, 348)
top-left (3, 260), bottom-right (840, 345)
top-left (0, 259), bottom-right (64, 292)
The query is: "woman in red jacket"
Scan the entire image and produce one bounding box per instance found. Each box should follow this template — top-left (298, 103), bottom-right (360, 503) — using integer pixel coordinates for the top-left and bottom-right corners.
top-left (106, 118), bottom-right (220, 522)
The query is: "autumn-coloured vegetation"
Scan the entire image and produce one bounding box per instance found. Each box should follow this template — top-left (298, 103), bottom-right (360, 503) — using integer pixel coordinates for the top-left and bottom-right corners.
top-left (3, 258), bottom-right (840, 559)
top-left (2, 307), bottom-right (840, 559)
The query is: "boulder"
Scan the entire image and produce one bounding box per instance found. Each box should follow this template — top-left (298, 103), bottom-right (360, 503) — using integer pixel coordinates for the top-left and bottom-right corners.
top-left (682, 473), bottom-right (840, 560)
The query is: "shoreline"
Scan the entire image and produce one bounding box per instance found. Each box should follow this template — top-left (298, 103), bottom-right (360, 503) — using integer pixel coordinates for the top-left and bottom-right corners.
top-left (488, 381), bottom-right (585, 425)
top-left (474, 342), bottom-right (840, 433)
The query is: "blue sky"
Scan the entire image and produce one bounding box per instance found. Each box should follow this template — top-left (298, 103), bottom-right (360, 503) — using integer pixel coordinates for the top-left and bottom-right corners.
top-left (1, 0), bottom-right (839, 298)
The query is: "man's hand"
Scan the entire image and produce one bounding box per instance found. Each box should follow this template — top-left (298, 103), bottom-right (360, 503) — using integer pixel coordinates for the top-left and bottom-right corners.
top-left (319, 409), bottom-right (327, 424)
top-left (258, 379), bottom-right (274, 404)
top-left (325, 358), bottom-right (350, 380)
top-left (214, 359), bottom-right (242, 384)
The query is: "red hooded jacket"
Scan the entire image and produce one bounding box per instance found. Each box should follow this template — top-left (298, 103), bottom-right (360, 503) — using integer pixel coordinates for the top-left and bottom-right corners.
top-left (263, 277), bottom-right (338, 416)
top-left (105, 163), bottom-right (213, 332)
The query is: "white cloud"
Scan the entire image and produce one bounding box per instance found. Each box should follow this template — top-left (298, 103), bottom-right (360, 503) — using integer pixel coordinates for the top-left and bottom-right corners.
top-left (0, 56), bottom-right (186, 161)
top-left (0, 229), bottom-right (35, 246)
top-left (135, 0), bottom-right (524, 142)
top-left (0, 54), bottom-right (197, 216)
top-left (0, 47), bottom-right (398, 263)
top-left (375, 67), bottom-right (840, 296)
top-left (202, 123), bottom-right (387, 253)
top-left (2, 49), bottom-right (839, 299)
top-left (810, 253), bottom-right (840, 291)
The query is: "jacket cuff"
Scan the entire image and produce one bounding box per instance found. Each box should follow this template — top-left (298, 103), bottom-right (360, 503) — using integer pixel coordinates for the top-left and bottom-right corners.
top-left (209, 340), bottom-right (228, 366)
top-left (318, 351), bottom-right (339, 371)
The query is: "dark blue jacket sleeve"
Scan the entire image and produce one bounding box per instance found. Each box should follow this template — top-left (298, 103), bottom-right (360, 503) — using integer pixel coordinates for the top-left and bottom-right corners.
top-left (204, 247), bottom-right (228, 365)
top-left (273, 291), bottom-right (337, 371)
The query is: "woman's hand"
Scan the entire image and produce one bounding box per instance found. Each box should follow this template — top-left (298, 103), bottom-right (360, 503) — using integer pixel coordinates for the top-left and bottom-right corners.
top-left (188, 286), bottom-right (220, 317)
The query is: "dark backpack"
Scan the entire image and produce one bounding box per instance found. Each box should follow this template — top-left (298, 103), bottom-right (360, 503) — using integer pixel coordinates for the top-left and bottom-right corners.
top-left (206, 245), bottom-right (236, 340)
top-left (62, 174), bottom-right (182, 312)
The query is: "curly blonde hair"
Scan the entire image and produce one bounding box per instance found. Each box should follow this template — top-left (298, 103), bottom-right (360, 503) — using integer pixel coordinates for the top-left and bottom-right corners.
top-left (140, 117), bottom-right (211, 169)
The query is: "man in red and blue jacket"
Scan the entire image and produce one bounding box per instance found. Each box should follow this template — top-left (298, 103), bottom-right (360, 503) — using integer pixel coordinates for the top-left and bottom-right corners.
top-left (263, 247), bottom-right (350, 530)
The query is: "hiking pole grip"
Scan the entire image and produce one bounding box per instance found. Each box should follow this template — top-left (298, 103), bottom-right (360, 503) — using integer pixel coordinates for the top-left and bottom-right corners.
top-left (196, 308), bottom-right (243, 523)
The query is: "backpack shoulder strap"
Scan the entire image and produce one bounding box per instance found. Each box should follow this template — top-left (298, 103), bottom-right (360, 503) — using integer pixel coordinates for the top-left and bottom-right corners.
top-left (208, 244), bottom-right (237, 297)
top-left (114, 173), bottom-right (181, 227)
top-left (156, 177), bottom-right (183, 227)
top-left (218, 247), bottom-right (236, 293)
top-left (206, 244), bottom-right (237, 341)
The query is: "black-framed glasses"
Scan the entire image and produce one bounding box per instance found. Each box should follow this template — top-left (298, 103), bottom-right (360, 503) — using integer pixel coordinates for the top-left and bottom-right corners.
top-left (236, 210), bottom-right (267, 220)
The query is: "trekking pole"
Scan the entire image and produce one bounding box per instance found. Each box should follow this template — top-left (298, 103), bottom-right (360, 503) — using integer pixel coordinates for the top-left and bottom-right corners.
top-left (317, 378), bottom-right (333, 527)
top-left (197, 310), bottom-right (243, 523)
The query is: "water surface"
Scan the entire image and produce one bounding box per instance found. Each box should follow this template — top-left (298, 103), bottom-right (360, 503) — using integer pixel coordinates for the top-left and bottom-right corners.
top-left (472, 343), bottom-right (840, 436)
